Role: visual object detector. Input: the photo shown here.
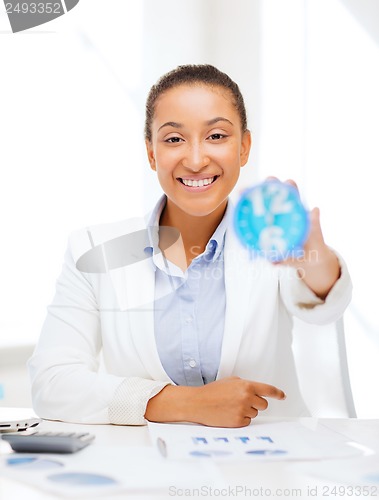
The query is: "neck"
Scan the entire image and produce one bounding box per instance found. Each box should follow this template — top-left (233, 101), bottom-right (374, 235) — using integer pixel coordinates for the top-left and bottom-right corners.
top-left (159, 198), bottom-right (227, 265)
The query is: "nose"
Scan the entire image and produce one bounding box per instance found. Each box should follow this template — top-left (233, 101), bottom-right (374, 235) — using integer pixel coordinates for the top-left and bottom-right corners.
top-left (182, 142), bottom-right (210, 172)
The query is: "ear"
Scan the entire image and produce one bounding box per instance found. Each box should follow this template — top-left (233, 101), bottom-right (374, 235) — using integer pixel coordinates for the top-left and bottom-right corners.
top-left (240, 130), bottom-right (252, 167)
top-left (145, 140), bottom-right (156, 171)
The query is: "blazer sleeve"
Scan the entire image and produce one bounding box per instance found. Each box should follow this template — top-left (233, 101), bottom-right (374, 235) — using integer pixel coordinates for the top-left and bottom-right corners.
top-left (278, 250), bottom-right (352, 324)
top-left (28, 240), bottom-right (170, 425)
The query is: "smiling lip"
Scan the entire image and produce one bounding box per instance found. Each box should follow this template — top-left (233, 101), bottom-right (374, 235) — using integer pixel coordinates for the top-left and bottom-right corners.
top-left (177, 175), bottom-right (219, 192)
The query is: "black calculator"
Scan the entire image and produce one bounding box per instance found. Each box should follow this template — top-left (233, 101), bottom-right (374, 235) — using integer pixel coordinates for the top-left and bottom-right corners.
top-left (2, 431), bottom-right (95, 453)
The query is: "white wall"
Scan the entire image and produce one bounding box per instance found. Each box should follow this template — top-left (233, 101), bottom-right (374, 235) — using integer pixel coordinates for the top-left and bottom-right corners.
top-left (0, 1), bottom-right (146, 347)
top-left (304, 0), bottom-right (379, 417)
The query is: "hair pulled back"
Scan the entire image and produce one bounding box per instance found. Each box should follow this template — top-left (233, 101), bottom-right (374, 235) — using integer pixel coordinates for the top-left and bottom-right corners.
top-left (144, 64), bottom-right (248, 142)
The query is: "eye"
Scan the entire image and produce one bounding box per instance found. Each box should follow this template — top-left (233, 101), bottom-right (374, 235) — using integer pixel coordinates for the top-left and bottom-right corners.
top-left (208, 133), bottom-right (227, 141)
top-left (165, 137), bottom-right (183, 143)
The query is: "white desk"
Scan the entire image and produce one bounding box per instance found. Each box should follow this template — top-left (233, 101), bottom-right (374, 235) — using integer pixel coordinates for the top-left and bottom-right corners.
top-left (1, 417), bottom-right (378, 499)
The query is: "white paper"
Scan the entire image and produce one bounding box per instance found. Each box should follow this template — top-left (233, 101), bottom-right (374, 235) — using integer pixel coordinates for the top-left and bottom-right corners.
top-left (291, 454), bottom-right (379, 488)
top-left (0, 445), bottom-right (222, 498)
top-left (148, 420), bottom-right (364, 462)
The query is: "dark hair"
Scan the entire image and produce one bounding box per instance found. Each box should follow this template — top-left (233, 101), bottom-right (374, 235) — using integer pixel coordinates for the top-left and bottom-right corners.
top-left (144, 64), bottom-right (248, 142)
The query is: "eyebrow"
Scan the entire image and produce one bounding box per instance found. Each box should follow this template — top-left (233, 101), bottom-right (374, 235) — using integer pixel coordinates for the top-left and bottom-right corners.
top-left (206, 117), bottom-right (234, 127)
top-left (158, 121), bottom-right (183, 132)
top-left (157, 117), bottom-right (234, 132)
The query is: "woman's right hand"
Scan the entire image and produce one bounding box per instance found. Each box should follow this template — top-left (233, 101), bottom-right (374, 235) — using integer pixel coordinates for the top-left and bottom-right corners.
top-left (145, 376), bottom-right (286, 428)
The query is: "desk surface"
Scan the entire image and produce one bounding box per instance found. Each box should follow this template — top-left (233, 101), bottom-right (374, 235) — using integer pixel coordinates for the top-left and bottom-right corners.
top-left (1, 417), bottom-right (378, 499)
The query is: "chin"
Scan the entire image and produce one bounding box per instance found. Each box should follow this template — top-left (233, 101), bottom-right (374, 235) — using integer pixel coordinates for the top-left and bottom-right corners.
top-left (182, 202), bottom-right (226, 218)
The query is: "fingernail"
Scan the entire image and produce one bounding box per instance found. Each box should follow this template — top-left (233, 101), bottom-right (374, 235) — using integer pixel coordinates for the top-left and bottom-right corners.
top-left (282, 393), bottom-right (287, 400)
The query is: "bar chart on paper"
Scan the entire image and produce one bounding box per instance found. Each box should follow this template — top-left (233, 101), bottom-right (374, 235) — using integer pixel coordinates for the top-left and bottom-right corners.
top-left (148, 420), bottom-right (366, 462)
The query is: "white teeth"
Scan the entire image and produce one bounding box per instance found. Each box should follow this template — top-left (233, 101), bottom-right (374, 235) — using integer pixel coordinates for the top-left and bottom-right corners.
top-left (182, 176), bottom-right (215, 187)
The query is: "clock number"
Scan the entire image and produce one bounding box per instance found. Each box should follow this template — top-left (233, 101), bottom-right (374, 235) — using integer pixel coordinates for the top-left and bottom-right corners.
top-left (268, 184), bottom-right (293, 214)
top-left (259, 226), bottom-right (287, 254)
top-left (250, 188), bottom-right (266, 217)
top-left (251, 183), bottom-right (294, 217)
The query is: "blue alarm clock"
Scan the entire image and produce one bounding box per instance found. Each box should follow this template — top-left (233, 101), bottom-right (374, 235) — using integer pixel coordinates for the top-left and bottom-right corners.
top-left (234, 180), bottom-right (310, 262)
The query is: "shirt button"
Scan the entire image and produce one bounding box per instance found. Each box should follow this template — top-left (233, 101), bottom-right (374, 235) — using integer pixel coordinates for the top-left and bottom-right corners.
top-left (185, 317), bottom-right (193, 324)
top-left (189, 359), bottom-right (197, 368)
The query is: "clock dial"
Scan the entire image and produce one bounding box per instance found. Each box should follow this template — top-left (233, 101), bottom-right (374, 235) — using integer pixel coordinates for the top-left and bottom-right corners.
top-left (234, 180), bottom-right (310, 262)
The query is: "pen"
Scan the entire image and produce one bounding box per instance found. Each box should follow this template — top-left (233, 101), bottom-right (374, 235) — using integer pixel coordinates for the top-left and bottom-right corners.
top-left (157, 437), bottom-right (167, 458)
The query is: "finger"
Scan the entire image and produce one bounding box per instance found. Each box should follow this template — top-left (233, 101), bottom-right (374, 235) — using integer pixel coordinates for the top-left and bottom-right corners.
top-left (240, 416), bottom-right (253, 427)
top-left (246, 407), bottom-right (259, 419)
top-left (252, 382), bottom-right (286, 400)
top-left (251, 395), bottom-right (269, 411)
top-left (305, 207), bottom-right (325, 247)
top-left (265, 175), bottom-right (279, 182)
top-left (284, 178), bottom-right (298, 191)
top-left (310, 207), bottom-right (321, 233)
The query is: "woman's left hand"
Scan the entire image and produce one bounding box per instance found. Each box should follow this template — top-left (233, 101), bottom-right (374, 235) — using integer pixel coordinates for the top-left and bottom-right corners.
top-left (274, 179), bottom-right (341, 300)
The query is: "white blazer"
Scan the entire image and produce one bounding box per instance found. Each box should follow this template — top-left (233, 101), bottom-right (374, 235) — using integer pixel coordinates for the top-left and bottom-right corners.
top-left (28, 206), bottom-right (352, 425)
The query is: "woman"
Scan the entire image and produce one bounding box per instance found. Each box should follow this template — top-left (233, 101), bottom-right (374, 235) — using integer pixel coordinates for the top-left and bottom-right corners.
top-left (29, 64), bottom-right (352, 427)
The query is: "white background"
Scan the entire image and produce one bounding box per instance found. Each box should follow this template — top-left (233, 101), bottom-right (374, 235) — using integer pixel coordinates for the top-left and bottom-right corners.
top-left (0, 0), bottom-right (378, 416)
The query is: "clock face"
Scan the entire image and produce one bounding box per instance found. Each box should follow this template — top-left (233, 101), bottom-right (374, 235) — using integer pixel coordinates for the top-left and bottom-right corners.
top-left (234, 180), bottom-right (310, 262)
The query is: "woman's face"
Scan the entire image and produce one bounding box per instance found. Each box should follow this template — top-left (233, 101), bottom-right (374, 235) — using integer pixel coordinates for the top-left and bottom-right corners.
top-left (145, 84), bottom-right (251, 218)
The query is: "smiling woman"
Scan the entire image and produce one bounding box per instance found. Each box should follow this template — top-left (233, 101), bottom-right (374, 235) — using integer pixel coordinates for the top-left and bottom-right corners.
top-left (144, 65), bottom-right (251, 269)
top-left (28, 64), bottom-right (352, 428)
top-left (145, 83), bottom-right (251, 266)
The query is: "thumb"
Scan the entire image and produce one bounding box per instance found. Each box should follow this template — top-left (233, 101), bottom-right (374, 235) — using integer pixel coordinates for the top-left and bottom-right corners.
top-left (305, 207), bottom-right (325, 248)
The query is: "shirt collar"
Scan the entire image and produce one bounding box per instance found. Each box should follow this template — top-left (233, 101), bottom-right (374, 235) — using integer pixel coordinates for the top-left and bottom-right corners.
top-left (144, 194), bottom-right (167, 256)
top-left (144, 195), bottom-right (230, 264)
top-left (203, 202), bottom-right (230, 263)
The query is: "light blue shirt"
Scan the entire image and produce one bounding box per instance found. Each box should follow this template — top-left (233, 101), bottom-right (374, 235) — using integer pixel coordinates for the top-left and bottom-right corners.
top-left (145, 196), bottom-right (228, 386)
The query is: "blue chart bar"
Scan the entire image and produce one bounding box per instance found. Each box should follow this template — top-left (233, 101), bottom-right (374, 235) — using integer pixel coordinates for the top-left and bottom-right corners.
top-left (236, 437), bottom-right (250, 444)
top-left (246, 450), bottom-right (287, 456)
top-left (192, 437), bottom-right (208, 445)
top-left (258, 436), bottom-right (274, 443)
top-left (189, 450), bottom-right (232, 458)
top-left (47, 472), bottom-right (117, 486)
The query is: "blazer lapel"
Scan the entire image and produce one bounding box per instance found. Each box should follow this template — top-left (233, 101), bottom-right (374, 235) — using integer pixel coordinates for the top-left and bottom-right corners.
top-left (217, 230), bottom-right (253, 379)
top-left (109, 260), bottom-right (172, 382)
